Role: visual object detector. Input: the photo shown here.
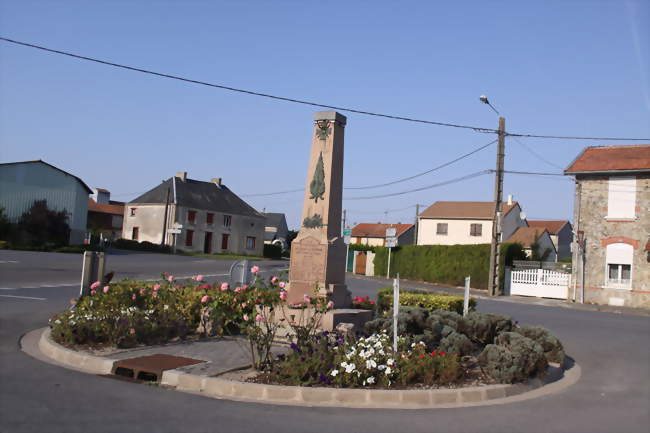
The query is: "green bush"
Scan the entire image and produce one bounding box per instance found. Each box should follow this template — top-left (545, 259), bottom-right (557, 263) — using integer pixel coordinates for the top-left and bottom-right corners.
top-left (457, 311), bottom-right (514, 345)
top-left (113, 239), bottom-right (171, 253)
top-left (514, 325), bottom-right (565, 364)
top-left (373, 243), bottom-right (527, 290)
top-left (349, 243), bottom-right (376, 252)
top-left (376, 287), bottom-right (476, 315)
top-left (263, 244), bottom-right (282, 259)
top-left (478, 332), bottom-right (548, 383)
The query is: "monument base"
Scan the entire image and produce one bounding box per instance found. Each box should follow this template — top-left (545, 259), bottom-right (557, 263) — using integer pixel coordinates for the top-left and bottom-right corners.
top-left (285, 282), bottom-right (352, 309)
top-left (271, 305), bottom-right (373, 334)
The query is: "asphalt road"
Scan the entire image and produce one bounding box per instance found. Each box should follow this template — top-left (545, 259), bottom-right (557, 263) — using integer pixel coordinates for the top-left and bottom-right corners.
top-left (1, 250), bottom-right (649, 433)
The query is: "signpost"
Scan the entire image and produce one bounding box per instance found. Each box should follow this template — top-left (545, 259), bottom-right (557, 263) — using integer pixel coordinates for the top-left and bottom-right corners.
top-left (386, 227), bottom-right (397, 278)
top-left (79, 251), bottom-right (106, 297)
top-left (343, 228), bottom-right (351, 273)
top-left (463, 276), bottom-right (471, 316)
top-left (393, 273), bottom-right (400, 353)
top-left (229, 260), bottom-right (251, 287)
top-left (167, 228), bottom-right (181, 234)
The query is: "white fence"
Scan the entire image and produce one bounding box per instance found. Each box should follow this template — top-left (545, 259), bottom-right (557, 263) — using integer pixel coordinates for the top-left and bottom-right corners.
top-left (509, 268), bottom-right (570, 299)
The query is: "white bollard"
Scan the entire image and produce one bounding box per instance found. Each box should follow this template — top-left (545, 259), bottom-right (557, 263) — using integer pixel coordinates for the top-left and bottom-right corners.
top-left (392, 273), bottom-right (400, 353)
top-left (463, 276), bottom-right (470, 316)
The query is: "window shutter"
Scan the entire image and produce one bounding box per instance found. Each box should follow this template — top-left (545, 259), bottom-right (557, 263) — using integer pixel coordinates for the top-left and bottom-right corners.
top-left (607, 177), bottom-right (636, 218)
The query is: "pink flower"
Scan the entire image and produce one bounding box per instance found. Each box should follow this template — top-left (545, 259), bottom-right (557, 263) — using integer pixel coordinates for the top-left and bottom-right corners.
top-left (195, 275), bottom-right (204, 282)
top-left (241, 302), bottom-right (247, 308)
top-left (250, 266), bottom-right (260, 274)
top-left (243, 285), bottom-right (249, 290)
top-left (153, 284), bottom-right (161, 291)
top-left (243, 314), bottom-right (249, 321)
top-left (327, 301), bottom-right (334, 309)
top-left (152, 291), bottom-right (158, 298)
top-left (103, 286), bottom-right (110, 293)
top-left (69, 298), bottom-right (77, 305)
top-left (303, 295), bottom-right (311, 304)
top-left (255, 314), bottom-right (263, 322)
top-left (279, 291), bottom-right (288, 301)
top-left (139, 289), bottom-right (145, 295)
top-left (90, 290), bottom-right (97, 295)
top-left (220, 282), bottom-right (229, 291)
top-left (271, 276), bottom-right (278, 284)
top-left (201, 295), bottom-right (210, 303)
top-left (167, 275), bottom-right (175, 282)
top-left (132, 294), bottom-right (137, 300)
top-left (279, 282), bottom-right (286, 289)
top-left (129, 328), bottom-right (136, 335)
top-left (90, 281), bottom-right (101, 290)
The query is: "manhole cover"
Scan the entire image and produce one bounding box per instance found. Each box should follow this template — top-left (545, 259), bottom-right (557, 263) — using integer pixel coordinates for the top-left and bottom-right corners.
top-left (111, 354), bottom-right (204, 383)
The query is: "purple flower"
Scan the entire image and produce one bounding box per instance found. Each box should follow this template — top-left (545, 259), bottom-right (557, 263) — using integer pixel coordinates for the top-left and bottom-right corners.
top-left (290, 343), bottom-right (301, 353)
top-left (318, 373), bottom-right (332, 384)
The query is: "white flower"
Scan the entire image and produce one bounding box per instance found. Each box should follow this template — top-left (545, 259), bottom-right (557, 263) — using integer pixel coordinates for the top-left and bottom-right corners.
top-left (367, 376), bottom-right (375, 385)
top-left (387, 358), bottom-right (395, 366)
top-left (344, 363), bottom-right (356, 373)
top-left (385, 367), bottom-right (392, 375)
top-left (378, 365), bottom-right (386, 371)
top-left (164, 305), bottom-right (169, 310)
top-left (330, 369), bottom-right (339, 377)
top-left (340, 361), bottom-right (348, 368)
top-left (365, 359), bottom-right (377, 369)
top-left (55, 319), bottom-right (61, 324)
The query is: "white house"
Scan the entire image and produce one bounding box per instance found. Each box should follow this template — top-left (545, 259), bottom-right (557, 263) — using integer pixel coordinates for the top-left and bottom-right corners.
top-left (506, 227), bottom-right (558, 261)
top-left (527, 220), bottom-right (573, 260)
top-left (0, 160), bottom-right (92, 244)
top-left (351, 223), bottom-right (414, 246)
top-left (123, 172), bottom-right (265, 256)
top-left (417, 199), bottom-right (527, 246)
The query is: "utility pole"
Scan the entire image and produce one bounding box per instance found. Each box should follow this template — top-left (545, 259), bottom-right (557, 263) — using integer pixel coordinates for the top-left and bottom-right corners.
top-left (487, 117), bottom-right (506, 296)
top-left (414, 204), bottom-right (420, 245)
top-left (342, 209), bottom-right (347, 234)
top-left (161, 187), bottom-right (170, 246)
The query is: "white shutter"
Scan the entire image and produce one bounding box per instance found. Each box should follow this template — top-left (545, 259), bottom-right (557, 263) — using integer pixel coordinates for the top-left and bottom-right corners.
top-left (607, 177), bottom-right (636, 219)
top-left (606, 243), bottom-right (633, 265)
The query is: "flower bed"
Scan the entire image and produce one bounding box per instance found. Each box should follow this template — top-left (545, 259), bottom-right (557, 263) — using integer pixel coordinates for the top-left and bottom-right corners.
top-left (377, 287), bottom-right (477, 314)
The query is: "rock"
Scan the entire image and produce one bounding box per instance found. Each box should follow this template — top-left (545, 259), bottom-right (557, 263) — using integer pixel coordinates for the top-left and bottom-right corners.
top-left (336, 322), bottom-right (355, 337)
top-left (196, 307), bottom-right (216, 336)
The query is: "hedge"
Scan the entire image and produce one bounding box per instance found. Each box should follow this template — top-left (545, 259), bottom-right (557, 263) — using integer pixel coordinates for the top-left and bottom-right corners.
top-left (263, 244), bottom-right (282, 259)
top-left (373, 243), bottom-right (526, 290)
top-left (376, 287), bottom-right (477, 315)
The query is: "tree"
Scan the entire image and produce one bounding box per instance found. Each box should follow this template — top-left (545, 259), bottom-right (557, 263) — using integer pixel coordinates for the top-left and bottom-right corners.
top-left (0, 207), bottom-right (12, 240)
top-left (17, 200), bottom-right (70, 247)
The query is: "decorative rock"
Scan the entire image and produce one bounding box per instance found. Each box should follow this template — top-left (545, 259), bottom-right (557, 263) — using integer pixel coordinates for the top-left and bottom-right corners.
top-left (335, 322), bottom-right (355, 337)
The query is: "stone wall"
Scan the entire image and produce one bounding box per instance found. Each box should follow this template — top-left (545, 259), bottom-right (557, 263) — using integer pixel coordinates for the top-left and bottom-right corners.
top-left (571, 174), bottom-right (650, 308)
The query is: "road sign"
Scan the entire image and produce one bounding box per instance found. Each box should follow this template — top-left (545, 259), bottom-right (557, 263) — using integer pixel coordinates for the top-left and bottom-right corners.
top-left (386, 227), bottom-right (396, 237)
top-left (386, 237), bottom-right (398, 248)
top-left (173, 222), bottom-right (183, 229)
top-left (344, 235), bottom-right (351, 245)
top-left (343, 228), bottom-right (351, 236)
top-left (167, 229), bottom-right (181, 234)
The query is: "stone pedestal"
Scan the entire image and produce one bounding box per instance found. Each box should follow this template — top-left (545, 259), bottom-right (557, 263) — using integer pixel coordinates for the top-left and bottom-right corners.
top-left (287, 111), bottom-right (351, 309)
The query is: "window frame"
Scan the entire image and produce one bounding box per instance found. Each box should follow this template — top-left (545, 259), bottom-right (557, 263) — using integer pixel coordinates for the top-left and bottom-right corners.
top-left (206, 212), bottom-right (214, 225)
top-left (185, 229), bottom-right (194, 247)
top-left (187, 210), bottom-right (197, 224)
top-left (436, 223), bottom-right (448, 235)
top-left (246, 236), bottom-right (256, 250)
top-left (469, 223), bottom-right (482, 237)
top-left (606, 176), bottom-right (637, 220)
top-left (223, 215), bottom-right (232, 228)
top-left (130, 207), bottom-right (136, 216)
top-left (604, 243), bottom-right (633, 289)
top-left (132, 226), bottom-right (139, 240)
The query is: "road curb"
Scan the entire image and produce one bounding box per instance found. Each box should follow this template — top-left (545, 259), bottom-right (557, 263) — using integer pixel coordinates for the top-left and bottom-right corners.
top-left (30, 327), bottom-right (581, 409)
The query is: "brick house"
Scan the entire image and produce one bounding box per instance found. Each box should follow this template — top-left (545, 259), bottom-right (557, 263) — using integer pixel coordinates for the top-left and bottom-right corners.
top-left (123, 172), bottom-right (265, 256)
top-left (351, 223), bottom-right (414, 246)
top-left (565, 145), bottom-right (650, 308)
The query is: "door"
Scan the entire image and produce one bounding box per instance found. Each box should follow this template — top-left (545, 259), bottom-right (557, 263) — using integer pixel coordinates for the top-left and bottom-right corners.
top-left (204, 232), bottom-right (213, 254)
top-left (355, 252), bottom-right (367, 275)
top-left (221, 233), bottom-right (229, 251)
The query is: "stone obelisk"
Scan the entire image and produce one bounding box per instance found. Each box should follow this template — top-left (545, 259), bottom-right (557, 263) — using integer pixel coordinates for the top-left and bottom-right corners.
top-left (287, 111), bottom-right (351, 308)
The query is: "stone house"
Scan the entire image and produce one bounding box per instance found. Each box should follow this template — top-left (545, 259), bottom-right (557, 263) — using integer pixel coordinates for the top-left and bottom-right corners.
top-left (527, 220), bottom-right (573, 260)
top-left (505, 227), bottom-right (557, 262)
top-left (565, 145), bottom-right (650, 308)
top-left (0, 160), bottom-right (91, 244)
top-left (262, 212), bottom-right (289, 250)
top-left (417, 198), bottom-right (527, 245)
top-left (351, 223), bottom-right (414, 246)
top-left (122, 172), bottom-right (265, 256)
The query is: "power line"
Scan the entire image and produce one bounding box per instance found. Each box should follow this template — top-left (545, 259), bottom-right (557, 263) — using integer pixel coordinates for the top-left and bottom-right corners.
top-left (344, 170), bottom-right (491, 200)
top-left (0, 36), bottom-right (494, 133)
top-left (511, 136), bottom-right (565, 170)
top-left (241, 188), bottom-right (303, 198)
top-left (3, 36), bottom-right (649, 142)
top-left (501, 170), bottom-right (566, 176)
top-left (345, 139), bottom-right (496, 190)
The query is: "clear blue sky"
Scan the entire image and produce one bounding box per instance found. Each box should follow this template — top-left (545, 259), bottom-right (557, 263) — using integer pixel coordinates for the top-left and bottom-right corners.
top-left (1, 1), bottom-right (648, 229)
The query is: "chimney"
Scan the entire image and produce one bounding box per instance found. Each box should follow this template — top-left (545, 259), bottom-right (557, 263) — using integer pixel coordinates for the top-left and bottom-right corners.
top-left (211, 177), bottom-right (222, 187)
top-left (176, 172), bottom-right (187, 182)
top-left (507, 194), bottom-right (513, 206)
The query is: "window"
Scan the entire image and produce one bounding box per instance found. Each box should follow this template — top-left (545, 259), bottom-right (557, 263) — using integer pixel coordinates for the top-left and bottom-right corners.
top-left (187, 210), bottom-right (196, 224)
top-left (607, 177), bottom-right (636, 219)
top-left (221, 233), bottom-right (229, 250)
top-left (130, 208), bottom-right (136, 216)
top-left (605, 243), bottom-right (633, 288)
top-left (206, 213), bottom-right (214, 225)
top-left (223, 215), bottom-right (232, 227)
top-left (185, 229), bottom-right (194, 247)
top-left (246, 236), bottom-right (256, 250)
top-left (470, 224), bottom-right (482, 237)
top-left (132, 227), bottom-right (139, 240)
top-left (436, 223), bottom-right (448, 235)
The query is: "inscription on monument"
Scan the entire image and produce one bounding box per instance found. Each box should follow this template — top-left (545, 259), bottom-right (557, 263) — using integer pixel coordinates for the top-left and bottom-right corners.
top-left (290, 240), bottom-right (326, 282)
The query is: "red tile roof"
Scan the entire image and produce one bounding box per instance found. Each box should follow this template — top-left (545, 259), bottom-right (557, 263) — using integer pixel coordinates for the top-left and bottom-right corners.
top-left (506, 227), bottom-right (548, 247)
top-left (351, 223), bottom-right (413, 238)
top-left (565, 145), bottom-right (650, 174)
top-left (88, 199), bottom-right (124, 216)
top-left (527, 220), bottom-right (570, 235)
top-left (418, 201), bottom-right (518, 220)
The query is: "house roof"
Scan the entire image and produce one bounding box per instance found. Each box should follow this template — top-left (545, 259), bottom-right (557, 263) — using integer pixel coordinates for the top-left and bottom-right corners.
top-left (262, 212), bottom-right (287, 229)
top-left (351, 223), bottom-right (413, 238)
top-left (506, 227), bottom-right (548, 247)
top-left (88, 198), bottom-right (124, 216)
top-left (527, 220), bottom-right (570, 235)
top-left (418, 201), bottom-right (519, 220)
top-left (94, 188), bottom-right (110, 193)
top-left (129, 177), bottom-right (263, 218)
top-left (0, 159), bottom-right (93, 194)
top-left (646, 238), bottom-right (650, 252)
top-left (564, 145), bottom-right (650, 174)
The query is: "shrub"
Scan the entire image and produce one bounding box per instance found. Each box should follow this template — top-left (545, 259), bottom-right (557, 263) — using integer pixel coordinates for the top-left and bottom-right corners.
top-left (478, 332), bottom-right (548, 383)
top-left (377, 287), bottom-right (476, 315)
top-left (373, 243), bottom-right (527, 290)
top-left (438, 331), bottom-right (475, 356)
top-left (113, 238), bottom-right (171, 253)
top-left (263, 244), bottom-right (282, 259)
top-left (514, 325), bottom-right (565, 364)
top-left (351, 296), bottom-right (376, 310)
top-left (15, 200), bottom-right (71, 247)
top-left (457, 311), bottom-right (514, 346)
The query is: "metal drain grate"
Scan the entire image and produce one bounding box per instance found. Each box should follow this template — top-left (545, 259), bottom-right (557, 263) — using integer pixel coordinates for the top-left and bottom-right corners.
top-left (111, 354), bottom-right (204, 383)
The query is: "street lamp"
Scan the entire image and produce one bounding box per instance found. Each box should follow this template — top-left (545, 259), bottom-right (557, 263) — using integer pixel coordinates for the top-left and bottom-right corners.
top-left (479, 94), bottom-right (500, 115)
